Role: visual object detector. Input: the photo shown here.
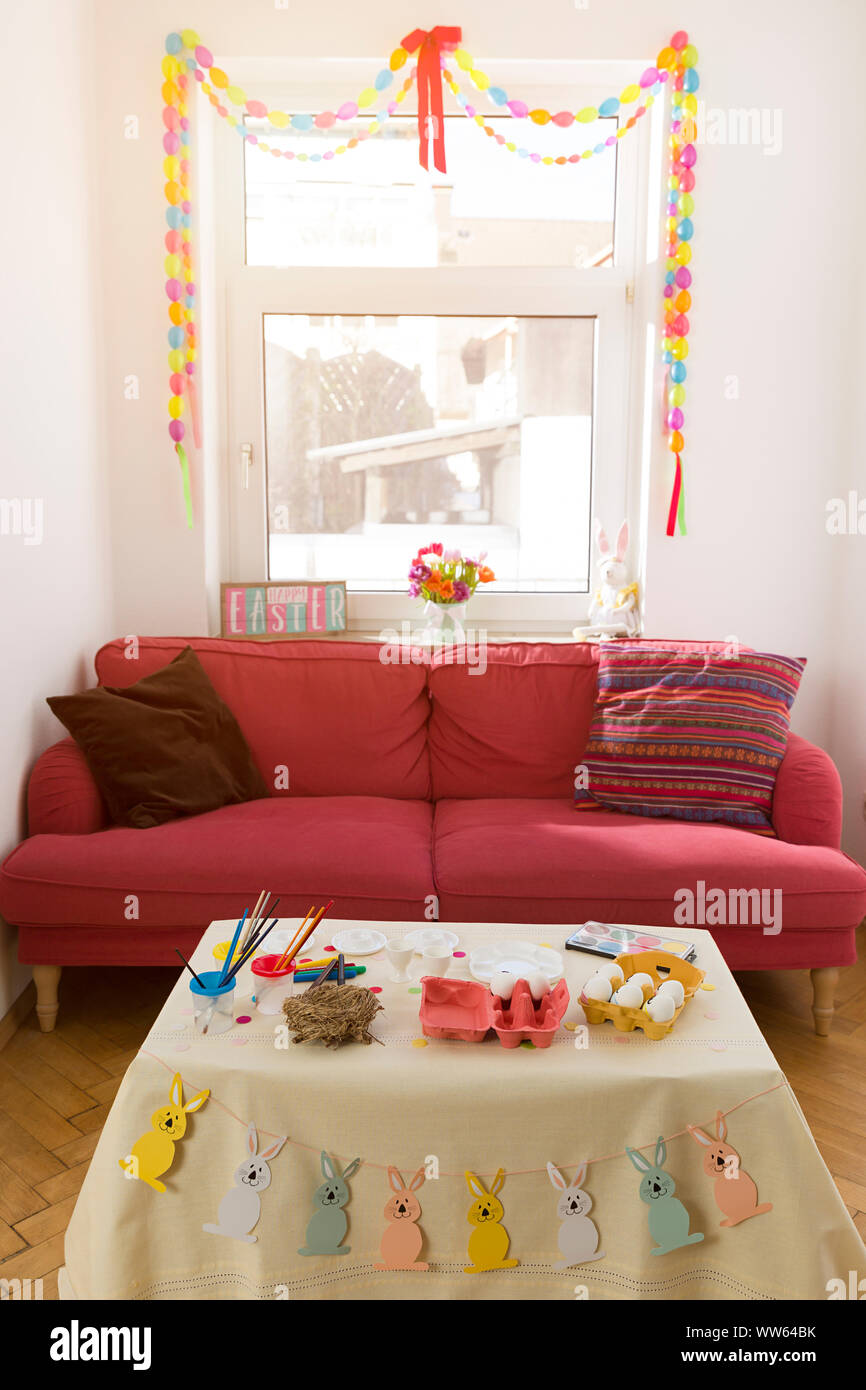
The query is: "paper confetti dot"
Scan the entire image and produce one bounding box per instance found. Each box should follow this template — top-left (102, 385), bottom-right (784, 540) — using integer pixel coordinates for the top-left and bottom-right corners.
top-left (174, 1041), bottom-right (191, 1052)
top-left (369, 985), bottom-right (382, 994)
top-left (615, 1034), bottom-right (630, 1044)
top-left (408, 986), bottom-right (422, 994)
top-left (704, 1009), bottom-right (720, 1020)
top-left (539, 941), bottom-right (552, 948)
top-left (235, 1015), bottom-right (252, 1024)
top-left (699, 981), bottom-right (716, 991)
top-left (411, 1038), bottom-right (428, 1047)
top-left (232, 1037), bottom-right (248, 1047)
top-left (520, 1039), bottom-right (535, 1049)
top-left (180, 1007), bottom-right (194, 1015)
top-left (709, 1041), bottom-right (727, 1052)
top-left (452, 950), bottom-right (466, 958)
top-left (324, 945), bottom-right (336, 952)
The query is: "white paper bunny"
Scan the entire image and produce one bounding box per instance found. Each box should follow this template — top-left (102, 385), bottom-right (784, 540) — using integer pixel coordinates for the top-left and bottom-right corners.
top-left (576, 519), bottom-right (641, 639)
top-left (547, 1161), bottom-right (605, 1268)
top-left (203, 1122), bottom-right (286, 1244)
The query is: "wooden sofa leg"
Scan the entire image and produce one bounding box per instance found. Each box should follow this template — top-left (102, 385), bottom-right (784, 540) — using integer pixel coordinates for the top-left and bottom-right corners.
top-left (33, 965), bottom-right (62, 1033)
top-left (810, 966), bottom-right (838, 1037)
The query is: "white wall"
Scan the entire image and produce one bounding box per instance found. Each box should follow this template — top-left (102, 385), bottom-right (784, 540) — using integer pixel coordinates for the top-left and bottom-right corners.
top-left (0, 0), bottom-right (114, 1014)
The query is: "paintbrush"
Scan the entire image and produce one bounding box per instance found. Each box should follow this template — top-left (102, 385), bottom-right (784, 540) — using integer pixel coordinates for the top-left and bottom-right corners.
top-left (175, 948), bottom-right (205, 988)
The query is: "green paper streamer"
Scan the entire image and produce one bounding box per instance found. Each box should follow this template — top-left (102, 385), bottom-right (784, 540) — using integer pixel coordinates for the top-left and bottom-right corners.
top-left (677, 462), bottom-right (687, 535)
top-left (176, 443), bottom-right (193, 529)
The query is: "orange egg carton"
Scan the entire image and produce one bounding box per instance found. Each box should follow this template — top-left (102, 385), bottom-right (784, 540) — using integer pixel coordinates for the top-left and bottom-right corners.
top-left (580, 949), bottom-right (705, 1040)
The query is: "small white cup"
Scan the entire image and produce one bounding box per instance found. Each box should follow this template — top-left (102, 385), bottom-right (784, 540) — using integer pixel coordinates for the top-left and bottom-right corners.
top-left (422, 947), bottom-right (452, 978)
top-left (386, 937), bottom-right (415, 982)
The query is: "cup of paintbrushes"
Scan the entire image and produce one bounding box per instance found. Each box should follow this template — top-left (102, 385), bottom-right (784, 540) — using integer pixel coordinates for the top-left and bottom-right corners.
top-left (251, 954), bottom-right (296, 1015)
top-left (189, 971), bottom-right (237, 1035)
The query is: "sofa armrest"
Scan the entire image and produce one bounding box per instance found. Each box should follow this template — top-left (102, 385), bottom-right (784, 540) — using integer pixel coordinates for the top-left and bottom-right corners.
top-left (27, 738), bottom-right (108, 836)
top-left (771, 732), bottom-right (842, 849)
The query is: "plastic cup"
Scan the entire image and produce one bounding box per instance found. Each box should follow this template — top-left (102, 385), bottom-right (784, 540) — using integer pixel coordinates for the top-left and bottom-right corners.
top-left (251, 953), bottom-right (296, 1015)
top-left (189, 970), bottom-right (236, 1035)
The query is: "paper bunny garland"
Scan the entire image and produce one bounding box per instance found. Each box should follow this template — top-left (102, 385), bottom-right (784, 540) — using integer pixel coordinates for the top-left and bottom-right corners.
top-left (118, 1072), bottom-right (209, 1194)
top-left (375, 1165), bottom-right (429, 1270)
top-left (687, 1112), bottom-right (773, 1227)
top-left (203, 1121), bottom-right (286, 1243)
top-left (463, 1168), bottom-right (519, 1272)
top-left (547, 1161), bottom-right (605, 1268)
top-left (298, 1150), bottom-right (362, 1256)
top-left (626, 1136), bottom-right (704, 1256)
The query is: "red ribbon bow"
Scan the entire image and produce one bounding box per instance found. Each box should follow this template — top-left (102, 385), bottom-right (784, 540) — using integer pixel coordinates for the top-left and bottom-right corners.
top-left (402, 25), bottom-right (462, 173)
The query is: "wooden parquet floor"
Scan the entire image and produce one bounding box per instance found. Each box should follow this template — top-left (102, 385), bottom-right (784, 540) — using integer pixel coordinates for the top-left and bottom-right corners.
top-left (1, 931), bottom-right (864, 1299)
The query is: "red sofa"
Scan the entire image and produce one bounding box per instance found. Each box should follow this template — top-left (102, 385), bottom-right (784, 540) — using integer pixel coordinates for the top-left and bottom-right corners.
top-left (2, 637), bottom-right (864, 1036)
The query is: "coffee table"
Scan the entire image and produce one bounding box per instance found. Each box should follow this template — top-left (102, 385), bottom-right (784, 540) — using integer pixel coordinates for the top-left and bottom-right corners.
top-left (59, 920), bottom-right (865, 1300)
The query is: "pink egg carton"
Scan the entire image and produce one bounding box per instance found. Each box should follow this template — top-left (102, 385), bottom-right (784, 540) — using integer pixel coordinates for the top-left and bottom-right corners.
top-left (419, 976), bottom-right (570, 1049)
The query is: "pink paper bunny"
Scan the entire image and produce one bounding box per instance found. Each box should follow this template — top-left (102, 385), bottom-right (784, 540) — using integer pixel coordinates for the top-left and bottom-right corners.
top-left (375, 1165), bottom-right (428, 1271)
top-left (687, 1112), bottom-right (773, 1227)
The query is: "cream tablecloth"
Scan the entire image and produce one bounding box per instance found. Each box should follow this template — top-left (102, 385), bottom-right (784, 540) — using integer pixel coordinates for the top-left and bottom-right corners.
top-left (62, 921), bottom-right (865, 1300)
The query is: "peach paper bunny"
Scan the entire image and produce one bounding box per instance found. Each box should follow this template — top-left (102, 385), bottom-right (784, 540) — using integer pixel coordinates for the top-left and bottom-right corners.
top-left (375, 1165), bottom-right (428, 1271)
top-left (687, 1112), bottom-right (773, 1227)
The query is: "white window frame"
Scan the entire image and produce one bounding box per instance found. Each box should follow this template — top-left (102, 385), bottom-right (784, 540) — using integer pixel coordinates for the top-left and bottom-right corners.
top-left (210, 58), bottom-right (660, 633)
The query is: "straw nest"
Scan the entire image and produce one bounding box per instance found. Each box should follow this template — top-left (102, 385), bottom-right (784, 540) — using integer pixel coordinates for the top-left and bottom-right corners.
top-left (282, 982), bottom-right (384, 1047)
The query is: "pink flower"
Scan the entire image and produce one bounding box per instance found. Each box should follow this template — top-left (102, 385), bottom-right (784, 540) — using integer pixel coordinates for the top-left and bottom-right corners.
top-left (452, 580), bottom-right (470, 602)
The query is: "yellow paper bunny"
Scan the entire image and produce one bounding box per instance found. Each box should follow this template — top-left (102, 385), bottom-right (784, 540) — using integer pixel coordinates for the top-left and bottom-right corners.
top-left (463, 1168), bottom-right (519, 1272)
top-left (118, 1072), bottom-right (209, 1193)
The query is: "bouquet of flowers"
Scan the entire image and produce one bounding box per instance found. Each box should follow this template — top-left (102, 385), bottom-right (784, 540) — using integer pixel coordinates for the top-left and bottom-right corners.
top-left (407, 544), bottom-right (496, 605)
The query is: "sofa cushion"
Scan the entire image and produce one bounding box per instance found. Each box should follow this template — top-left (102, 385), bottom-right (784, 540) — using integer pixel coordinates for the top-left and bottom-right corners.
top-left (432, 799), bottom-right (866, 967)
top-left (0, 797), bottom-right (435, 927)
top-left (573, 644), bottom-right (805, 833)
top-left (94, 638), bottom-right (431, 800)
top-left (47, 647), bottom-right (269, 828)
top-left (427, 643), bottom-right (599, 799)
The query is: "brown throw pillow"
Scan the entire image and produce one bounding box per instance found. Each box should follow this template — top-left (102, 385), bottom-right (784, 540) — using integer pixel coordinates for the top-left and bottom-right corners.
top-left (47, 646), bottom-right (268, 828)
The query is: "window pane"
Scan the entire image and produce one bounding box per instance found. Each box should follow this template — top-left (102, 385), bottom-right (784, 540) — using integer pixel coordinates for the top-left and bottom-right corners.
top-left (245, 115), bottom-right (616, 268)
top-left (264, 314), bottom-right (594, 593)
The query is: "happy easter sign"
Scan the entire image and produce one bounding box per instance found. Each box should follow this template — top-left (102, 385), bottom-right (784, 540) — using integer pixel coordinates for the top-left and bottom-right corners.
top-left (221, 582), bottom-right (347, 638)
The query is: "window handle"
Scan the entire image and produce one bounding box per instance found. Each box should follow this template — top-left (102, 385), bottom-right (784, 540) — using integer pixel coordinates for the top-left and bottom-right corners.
top-left (240, 442), bottom-right (253, 490)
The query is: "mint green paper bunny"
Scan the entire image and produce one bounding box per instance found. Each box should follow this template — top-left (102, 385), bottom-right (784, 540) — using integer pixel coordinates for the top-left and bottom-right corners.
top-left (298, 1151), bottom-right (361, 1256)
top-left (626, 1136), bottom-right (704, 1256)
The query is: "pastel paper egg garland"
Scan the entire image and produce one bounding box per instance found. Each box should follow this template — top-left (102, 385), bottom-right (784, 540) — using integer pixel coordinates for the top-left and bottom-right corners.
top-left (662, 32), bottom-right (698, 538)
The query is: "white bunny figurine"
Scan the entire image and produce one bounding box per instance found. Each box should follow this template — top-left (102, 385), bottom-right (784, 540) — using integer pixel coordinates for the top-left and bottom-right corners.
top-left (203, 1122), bottom-right (286, 1244)
top-left (547, 1160), bottom-right (605, 1268)
top-left (576, 519), bottom-right (641, 639)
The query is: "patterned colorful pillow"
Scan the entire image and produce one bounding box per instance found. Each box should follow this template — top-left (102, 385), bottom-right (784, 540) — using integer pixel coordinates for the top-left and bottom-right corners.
top-left (573, 645), bottom-right (806, 833)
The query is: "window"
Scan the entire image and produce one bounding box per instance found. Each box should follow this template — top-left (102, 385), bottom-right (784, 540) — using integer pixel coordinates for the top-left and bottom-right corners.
top-left (263, 313), bottom-right (595, 592)
top-left (216, 61), bottom-right (654, 630)
top-left (244, 114), bottom-right (617, 269)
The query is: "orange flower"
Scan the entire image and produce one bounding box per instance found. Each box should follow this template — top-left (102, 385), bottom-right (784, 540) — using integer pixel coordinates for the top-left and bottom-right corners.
top-left (478, 566), bottom-right (496, 583)
top-left (425, 571), bottom-right (442, 591)
top-left (440, 579), bottom-right (454, 600)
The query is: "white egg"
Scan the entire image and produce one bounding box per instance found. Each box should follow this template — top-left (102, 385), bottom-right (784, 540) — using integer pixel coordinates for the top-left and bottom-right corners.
top-left (582, 974), bottom-right (613, 1003)
top-left (611, 982), bottom-right (644, 1009)
top-left (645, 993), bottom-right (676, 1023)
top-left (524, 970), bottom-right (550, 1002)
top-left (657, 979), bottom-right (685, 1007)
top-left (596, 961), bottom-right (625, 986)
top-left (628, 972), bottom-right (655, 994)
top-left (490, 970), bottom-right (517, 1001)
